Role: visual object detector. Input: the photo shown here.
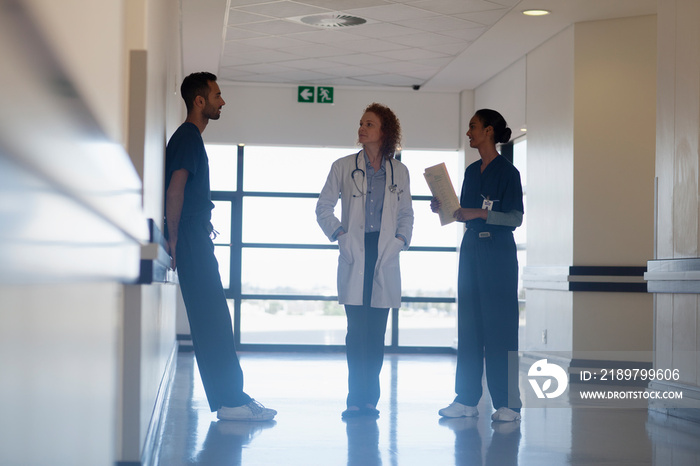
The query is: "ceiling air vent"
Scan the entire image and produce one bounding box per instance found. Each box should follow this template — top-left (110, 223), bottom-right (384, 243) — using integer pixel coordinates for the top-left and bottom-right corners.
top-left (298, 14), bottom-right (367, 28)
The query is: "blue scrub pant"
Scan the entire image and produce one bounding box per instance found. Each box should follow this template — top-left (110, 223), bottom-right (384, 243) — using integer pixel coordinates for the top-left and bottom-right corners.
top-left (455, 229), bottom-right (521, 411)
top-left (176, 217), bottom-right (251, 411)
top-left (345, 232), bottom-right (390, 408)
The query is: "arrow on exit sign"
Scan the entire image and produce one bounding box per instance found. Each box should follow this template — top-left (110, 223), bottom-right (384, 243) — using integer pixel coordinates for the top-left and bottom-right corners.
top-left (298, 86), bottom-right (315, 103)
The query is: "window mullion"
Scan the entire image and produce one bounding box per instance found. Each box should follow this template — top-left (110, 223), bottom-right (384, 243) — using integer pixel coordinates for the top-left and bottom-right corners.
top-left (231, 145), bottom-right (244, 345)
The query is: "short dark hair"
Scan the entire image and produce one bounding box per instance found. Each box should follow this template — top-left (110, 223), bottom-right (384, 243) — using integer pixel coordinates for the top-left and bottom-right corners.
top-left (363, 103), bottom-right (402, 159)
top-left (474, 108), bottom-right (512, 144)
top-left (181, 72), bottom-right (217, 113)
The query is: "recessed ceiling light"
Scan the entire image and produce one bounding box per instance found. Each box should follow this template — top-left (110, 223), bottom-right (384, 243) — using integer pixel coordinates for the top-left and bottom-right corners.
top-left (523, 9), bottom-right (551, 16)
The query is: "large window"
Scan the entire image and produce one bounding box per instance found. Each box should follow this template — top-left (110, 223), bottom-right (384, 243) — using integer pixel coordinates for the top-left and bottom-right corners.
top-left (207, 144), bottom-right (462, 351)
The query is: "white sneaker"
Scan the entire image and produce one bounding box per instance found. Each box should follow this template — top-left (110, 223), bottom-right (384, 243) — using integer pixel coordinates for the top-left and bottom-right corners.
top-left (491, 407), bottom-right (521, 422)
top-left (438, 402), bottom-right (478, 418)
top-left (217, 400), bottom-right (277, 421)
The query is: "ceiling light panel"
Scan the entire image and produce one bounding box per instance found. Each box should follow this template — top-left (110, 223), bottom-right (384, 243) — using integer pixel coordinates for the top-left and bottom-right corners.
top-left (290, 29), bottom-right (363, 44)
top-left (454, 8), bottom-right (509, 25)
top-left (331, 38), bottom-right (407, 54)
top-left (345, 4), bottom-right (437, 22)
top-left (407, 0), bottom-right (506, 16)
top-left (235, 19), bottom-right (316, 35)
top-left (395, 15), bottom-right (485, 32)
top-left (227, 10), bottom-right (271, 25)
top-left (237, 1), bottom-right (329, 19)
top-left (297, 0), bottom-right (388, 10)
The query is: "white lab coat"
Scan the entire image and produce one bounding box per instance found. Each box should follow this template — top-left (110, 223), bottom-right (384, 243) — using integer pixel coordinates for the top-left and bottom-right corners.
top-left (316, 151), bottom-right (414, 308)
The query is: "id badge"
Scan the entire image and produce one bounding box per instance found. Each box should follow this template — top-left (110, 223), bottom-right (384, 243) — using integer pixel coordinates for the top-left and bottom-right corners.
top-left (482, 198), bottom-right (494, 211)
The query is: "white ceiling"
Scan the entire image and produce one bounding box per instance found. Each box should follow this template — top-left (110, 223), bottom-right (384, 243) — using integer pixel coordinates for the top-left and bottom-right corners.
top-left (183, 0), bottom-right (657, 92)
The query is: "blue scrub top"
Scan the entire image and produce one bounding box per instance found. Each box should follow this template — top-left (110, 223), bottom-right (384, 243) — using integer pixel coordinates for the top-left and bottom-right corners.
top-left (459, 155), bottom-right (523, 233)
top-left (165, 122), bottom-right (215, 221)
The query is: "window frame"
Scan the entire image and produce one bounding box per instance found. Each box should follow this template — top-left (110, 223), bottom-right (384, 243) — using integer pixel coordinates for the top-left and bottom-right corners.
top-left (211, 144), bottom-right (458, 353)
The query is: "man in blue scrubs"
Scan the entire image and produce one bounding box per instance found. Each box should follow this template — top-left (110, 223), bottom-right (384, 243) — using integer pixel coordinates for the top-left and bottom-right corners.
top-left (164, 72), bottom-right (276, 421)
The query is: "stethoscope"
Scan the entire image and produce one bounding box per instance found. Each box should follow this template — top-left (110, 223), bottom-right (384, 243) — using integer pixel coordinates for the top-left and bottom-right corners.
top-left (351, 151), bottom-right (399, 198)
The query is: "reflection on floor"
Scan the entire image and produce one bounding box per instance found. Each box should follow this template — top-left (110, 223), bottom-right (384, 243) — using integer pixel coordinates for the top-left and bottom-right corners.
top-left (154, 351), bottom-right (700, 466)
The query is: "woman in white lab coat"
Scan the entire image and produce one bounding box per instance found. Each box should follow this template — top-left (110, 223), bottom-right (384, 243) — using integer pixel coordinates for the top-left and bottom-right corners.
top-left (316, 103), bottom-right (413, 419)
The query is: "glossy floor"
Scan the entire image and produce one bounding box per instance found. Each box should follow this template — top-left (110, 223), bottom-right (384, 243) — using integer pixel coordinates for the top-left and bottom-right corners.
top-left (154, 351), bottom-right (700, 466)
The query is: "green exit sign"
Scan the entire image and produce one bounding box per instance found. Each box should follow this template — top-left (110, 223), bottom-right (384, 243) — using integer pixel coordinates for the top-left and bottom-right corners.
top-left (298, 86), bottom-right (315, 103)
top-left (317, 86), bottom-right (333, 103)
top-left (297, 86), bottom-right (334, 104)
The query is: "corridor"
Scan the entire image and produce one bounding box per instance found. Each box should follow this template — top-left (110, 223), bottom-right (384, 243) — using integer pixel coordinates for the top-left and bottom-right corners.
top-left (153, 351), bottom-right (700, 466)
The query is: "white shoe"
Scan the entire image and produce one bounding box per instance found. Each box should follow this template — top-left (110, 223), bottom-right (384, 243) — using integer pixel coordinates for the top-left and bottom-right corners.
top-left (491, 407), bottom-right (521, 422)
top-left (217, 400), bottom-right (277, 421)
top-left (438, 402), bottom-right (478, 418)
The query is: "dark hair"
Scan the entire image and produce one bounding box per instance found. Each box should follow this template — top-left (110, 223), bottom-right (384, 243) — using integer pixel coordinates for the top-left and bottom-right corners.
top-left (181, 72), bottom-right (217, 114)
top-left (363, 103), bottom-right (402, 159)
top-left (474, 108), bottom-right (512, 144)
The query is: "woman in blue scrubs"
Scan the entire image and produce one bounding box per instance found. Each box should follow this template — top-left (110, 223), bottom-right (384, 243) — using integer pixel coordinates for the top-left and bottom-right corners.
top-left (432, 109), bottom-right (523, 422)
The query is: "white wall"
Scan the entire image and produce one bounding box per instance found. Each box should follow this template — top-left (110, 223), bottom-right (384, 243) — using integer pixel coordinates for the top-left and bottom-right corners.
top-left (649, 0), bottom-right (700, 416)
top-left (495, 17), bottom-right (656, 358)
top-left (0, 1), bottom-right (182, 465)
top-left (573, 16), bottom-right (656, 266)
top-left (573, 293), bottom-right (652, 356)
top-left (119, 0), bottom-right (183, 462)
top-left (459, 90), bottom-right (476, 168)
top-left (0, 284), bottom-right (123, 466)
top-left (527, 26), bottom-right (576, 267)
top-left (0, 2), bottom-right (150, 466)
top-left (205, 84), bottom-right (461, 150)
top-left (521, 26), bottom-right (577, 352)
top-left (23, 0), bottom-right (125, 143)
top-left (474, 57), bottom-right (527, 143)
top-left (120, 283), bottom-right (178, 462)
top-left (127, 0), bottom-right (183, 224)
top-left (656, 0), bottom-right (700, 262)
top-left (569, 16), bottom-right (656, 357)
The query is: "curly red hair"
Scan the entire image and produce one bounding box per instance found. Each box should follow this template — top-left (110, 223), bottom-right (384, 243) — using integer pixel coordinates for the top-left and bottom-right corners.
top-left (362, 103), bottom-right (402, 159)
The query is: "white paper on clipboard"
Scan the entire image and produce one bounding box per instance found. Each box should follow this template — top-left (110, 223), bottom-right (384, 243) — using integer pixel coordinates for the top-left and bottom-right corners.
top-left (424, 163), bottom-right (460, 226)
